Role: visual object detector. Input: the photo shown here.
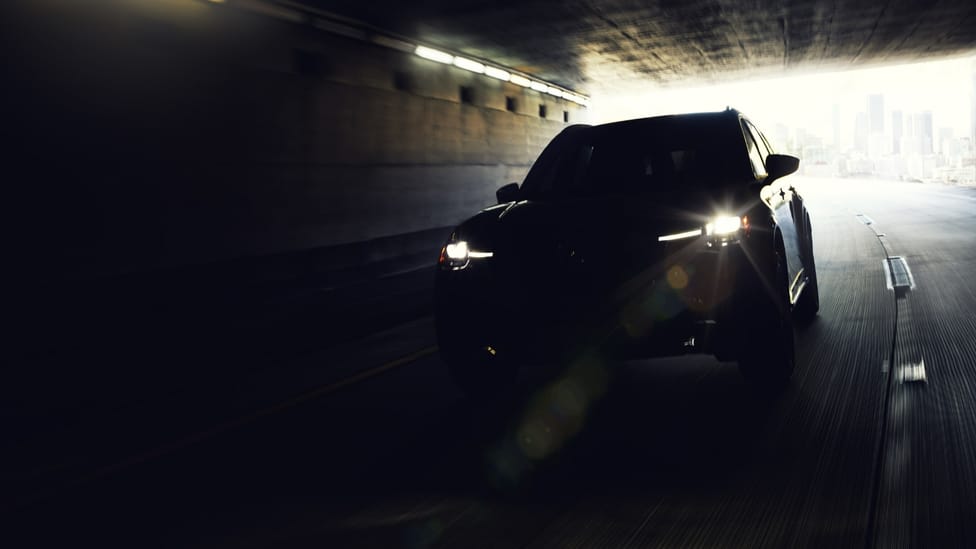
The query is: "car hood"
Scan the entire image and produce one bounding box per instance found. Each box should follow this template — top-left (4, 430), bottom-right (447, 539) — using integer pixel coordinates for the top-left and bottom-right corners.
top-left (464, 191), bottom-right (732, 252)
top-left (458, 191), bottom-right (744, 298)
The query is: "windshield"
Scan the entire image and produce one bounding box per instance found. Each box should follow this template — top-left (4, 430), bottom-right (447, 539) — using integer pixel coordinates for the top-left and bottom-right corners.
top-left (521, 115), bottom-right (752, 200)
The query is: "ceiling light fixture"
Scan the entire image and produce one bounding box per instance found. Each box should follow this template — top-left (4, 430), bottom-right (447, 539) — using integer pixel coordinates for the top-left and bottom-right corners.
top-left (454, 57), bottom-right (486, 73)
top-left (415, 45), bottom-right (453, 64)
top-left (484, 66), bottom-right (511, 81)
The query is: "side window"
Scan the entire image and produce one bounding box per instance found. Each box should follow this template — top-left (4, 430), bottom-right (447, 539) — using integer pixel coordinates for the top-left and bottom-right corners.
top-left (756, 127), bottom-right (776, 156)
top-left (531, 144), bottom-right (592, 197)
top-left (746, 120), bottom-right (772, 160)
top-left (566, 145), bottom-right (594, 193)
top-left (741, 122), bottom-right (767, 178)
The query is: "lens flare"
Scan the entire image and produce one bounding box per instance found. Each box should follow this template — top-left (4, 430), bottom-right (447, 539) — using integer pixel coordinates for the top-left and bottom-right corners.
top-left (667, 264), bottom-right (689, 289)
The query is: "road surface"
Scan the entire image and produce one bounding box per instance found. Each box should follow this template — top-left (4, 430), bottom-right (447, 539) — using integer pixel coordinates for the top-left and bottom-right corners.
top-left (6, 177), bottom-right (976, 548)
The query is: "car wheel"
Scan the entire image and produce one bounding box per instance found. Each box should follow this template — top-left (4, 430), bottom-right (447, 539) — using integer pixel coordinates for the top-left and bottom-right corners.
top-left (738, 243), bottom-right (795, 391)
top-left (795, 221), bottom-right (820, 323)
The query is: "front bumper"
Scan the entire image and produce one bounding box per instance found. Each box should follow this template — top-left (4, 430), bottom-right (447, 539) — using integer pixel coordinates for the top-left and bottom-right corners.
top-left (435, 237), bottom-right (757, 364)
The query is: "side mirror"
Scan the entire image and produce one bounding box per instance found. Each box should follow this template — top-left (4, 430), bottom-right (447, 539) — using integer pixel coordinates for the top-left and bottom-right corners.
top-left (765, 154), bottom-right (799, 182)
top-left (496, 182), bottom-right (520, 204)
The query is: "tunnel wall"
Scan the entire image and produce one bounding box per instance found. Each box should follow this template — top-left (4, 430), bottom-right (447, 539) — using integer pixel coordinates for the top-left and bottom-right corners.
top-left (9, 0), bottom-right (587, 282)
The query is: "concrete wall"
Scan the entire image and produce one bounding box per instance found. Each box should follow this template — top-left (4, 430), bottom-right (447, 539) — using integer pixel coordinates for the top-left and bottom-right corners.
top-left (8, 0), bottom-right (588, 281)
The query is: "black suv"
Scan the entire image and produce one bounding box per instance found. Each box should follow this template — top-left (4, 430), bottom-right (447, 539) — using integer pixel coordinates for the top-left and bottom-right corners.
top-left (436, 109), bottom-right (818, 396)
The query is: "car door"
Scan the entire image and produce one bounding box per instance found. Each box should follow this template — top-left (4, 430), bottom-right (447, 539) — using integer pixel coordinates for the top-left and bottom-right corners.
top-left (741, 120), bottom-right (805, 304)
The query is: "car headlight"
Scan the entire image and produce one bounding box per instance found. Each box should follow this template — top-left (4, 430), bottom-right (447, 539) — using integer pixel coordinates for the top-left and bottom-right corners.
top-left (705, 215), bottom-right (744, 236)
top-left (439, 237), bottom-right (493, 270)
top-left (703, 214), bottom-right (750, 247)
top-left (657, 215), bottom-right (750, 245)
top-left (439, 239), bottom-right (469, 269)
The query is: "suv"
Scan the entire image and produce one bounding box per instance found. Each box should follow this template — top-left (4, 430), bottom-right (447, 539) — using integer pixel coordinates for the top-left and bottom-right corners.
top-left (436, 109), bottom-right (818, 396)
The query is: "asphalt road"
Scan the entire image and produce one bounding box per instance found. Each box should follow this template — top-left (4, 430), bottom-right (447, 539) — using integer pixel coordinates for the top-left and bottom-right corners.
top-left (6, 177), bottom-right (976, 548)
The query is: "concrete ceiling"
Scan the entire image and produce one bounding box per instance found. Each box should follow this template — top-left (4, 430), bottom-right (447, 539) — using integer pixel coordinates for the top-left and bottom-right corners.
top-left (306, 0), bottom-right (976, 93)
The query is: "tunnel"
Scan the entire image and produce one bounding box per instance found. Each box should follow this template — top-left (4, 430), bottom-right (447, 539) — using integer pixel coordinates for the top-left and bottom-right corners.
top-left (5, 0), bottom-right (976, 546)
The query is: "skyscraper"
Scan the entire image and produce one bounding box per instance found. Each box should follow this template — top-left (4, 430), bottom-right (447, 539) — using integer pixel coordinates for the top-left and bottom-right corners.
top-left (906, 111), bottom-right (934, 156)
top-left (854, 112), bottom-right (868, 154)
top-left (918, 111), bottom-right (934, 154)
top-left (938, 127), bottom-right (954, 155)
top-left (891, 110), bottom-right (903, 154)
top-left (868, 94), bottom-right (885, 134)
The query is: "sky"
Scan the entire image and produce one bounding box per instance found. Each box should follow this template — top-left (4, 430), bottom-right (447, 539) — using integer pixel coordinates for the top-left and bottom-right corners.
top-left (591, 55), bottom-right (976, 149)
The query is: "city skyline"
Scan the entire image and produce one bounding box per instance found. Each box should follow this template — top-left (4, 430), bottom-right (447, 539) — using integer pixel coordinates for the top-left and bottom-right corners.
top-left (592, 55), bottom-right (976, 182)
top-left (594, 54), bottom-right (976, 149)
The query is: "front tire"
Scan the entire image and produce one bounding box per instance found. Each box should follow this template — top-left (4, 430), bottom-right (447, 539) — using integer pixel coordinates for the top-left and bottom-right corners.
top-left (738, 243), bottom-right (795, 391)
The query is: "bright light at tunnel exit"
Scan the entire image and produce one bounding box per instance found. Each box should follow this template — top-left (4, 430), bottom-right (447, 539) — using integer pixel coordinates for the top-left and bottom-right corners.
top-left (590, 54), bottom-right (976, 149)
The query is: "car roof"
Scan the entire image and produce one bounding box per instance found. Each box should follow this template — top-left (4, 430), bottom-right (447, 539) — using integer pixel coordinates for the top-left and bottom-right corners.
top-left (519, 108), bottom-right (757, 192)
top-left (588, 108), bottom-right (745, 134)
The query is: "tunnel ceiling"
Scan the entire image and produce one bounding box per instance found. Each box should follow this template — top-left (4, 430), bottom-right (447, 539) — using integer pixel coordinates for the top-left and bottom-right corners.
top-left (305, 0), bottom-right (976, 93)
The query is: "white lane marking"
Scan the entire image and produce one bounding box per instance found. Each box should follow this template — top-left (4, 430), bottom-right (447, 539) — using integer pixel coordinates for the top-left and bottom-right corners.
top-left (897, 360), bottom-right (927, 384)
top-left (882, 359), bottom-right (889, 374)
top-left (882, 260), bottom-right (894, 291)
top-left (882, 257), bottom-right (916, 293)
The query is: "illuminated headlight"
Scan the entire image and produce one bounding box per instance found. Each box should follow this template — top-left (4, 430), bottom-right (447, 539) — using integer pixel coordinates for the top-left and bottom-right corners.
top-left (439, 238), bottom-right (492, 270)
top-left (657, 215), bottom-right (749, 246)
top-left (702, 215), bottom-right (750, 248)
top-left (705, 215), bottom-right (744, 236)
top-left (446, 241), bottom-right (468, 261)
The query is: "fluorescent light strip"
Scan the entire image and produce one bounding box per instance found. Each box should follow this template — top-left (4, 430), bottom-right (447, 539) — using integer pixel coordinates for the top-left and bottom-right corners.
top-left (484, 66), bottom-right (510, 81)
top-left (454, 56), bottom-right (485, 73)
top-left (223, 2), bottom-right (588, 106)
top-left (412, 45), bottom-right (588, 105)
top-left (657, 229), bottom-right (702, 242)
top-left (415, 45), bottom-right (453, 64)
